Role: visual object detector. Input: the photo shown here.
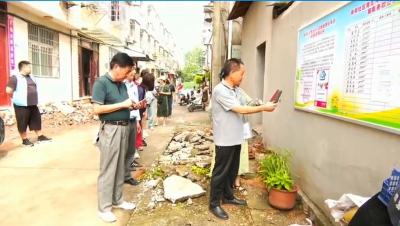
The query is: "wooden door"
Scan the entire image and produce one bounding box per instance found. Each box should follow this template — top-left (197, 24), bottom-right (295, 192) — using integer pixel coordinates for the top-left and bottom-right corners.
top-left (89, 51), bottom-right (98, 95)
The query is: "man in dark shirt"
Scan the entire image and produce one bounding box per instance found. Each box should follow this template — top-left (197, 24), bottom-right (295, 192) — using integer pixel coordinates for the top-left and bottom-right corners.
top-left (6, 61), bottom-right (51, 146)
top-left (92, 53), bottom-right (136, 223)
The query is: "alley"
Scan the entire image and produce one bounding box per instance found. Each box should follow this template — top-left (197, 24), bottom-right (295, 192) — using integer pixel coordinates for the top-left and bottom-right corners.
top-left (0, 1), bottom-right (399, 226)
top-left (0, 105), bottom-right (310, 226)
top-left (0, 106), bottom-right (208, 226)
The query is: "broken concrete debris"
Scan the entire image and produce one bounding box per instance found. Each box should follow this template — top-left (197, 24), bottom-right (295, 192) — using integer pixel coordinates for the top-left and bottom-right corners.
top-left (2, 99), bottom-right (96, 127)
top-left (159, 130), bottom-right (213, 166)
top-left (163, 175), bottom-right (206, 203)
top-left (143, 129), bottom-right (212, 209)
top-left (145, 178), bottom-right (162, 189)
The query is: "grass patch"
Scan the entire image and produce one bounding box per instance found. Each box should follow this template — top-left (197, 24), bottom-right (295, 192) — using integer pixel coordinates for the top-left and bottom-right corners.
top-left (191, 165), bottom-right (211, 177)
top-left (142, 166), bottom-right (165, 180)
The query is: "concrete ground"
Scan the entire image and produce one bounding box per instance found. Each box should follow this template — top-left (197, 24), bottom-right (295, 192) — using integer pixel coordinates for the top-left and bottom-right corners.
top-left (0, 105), bottom-right (208, 226)
top-left (0, 105), bottom-right (307, 226)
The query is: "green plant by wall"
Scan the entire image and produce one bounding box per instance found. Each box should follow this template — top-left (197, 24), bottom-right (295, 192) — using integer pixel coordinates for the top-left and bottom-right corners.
top-left (259, 150), bottom-right (294, 191)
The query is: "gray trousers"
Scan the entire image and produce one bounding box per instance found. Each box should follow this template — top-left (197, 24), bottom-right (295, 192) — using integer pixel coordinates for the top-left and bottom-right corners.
top-left (125, 119), bottom-right (137, 180)
top-left (97, 123), bottom-right (129, 212)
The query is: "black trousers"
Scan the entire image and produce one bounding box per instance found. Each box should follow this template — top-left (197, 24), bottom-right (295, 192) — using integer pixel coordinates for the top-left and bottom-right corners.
top-left (209, 144), bottom-right (241, 208)
top-left (124, 119), bottom-right (137, 180)
top-left (14, 105), bottom-right (42, 134)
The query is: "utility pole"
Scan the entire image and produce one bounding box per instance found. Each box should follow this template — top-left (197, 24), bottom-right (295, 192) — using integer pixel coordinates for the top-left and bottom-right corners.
top-left (211, 2), bottom-right (229, 90)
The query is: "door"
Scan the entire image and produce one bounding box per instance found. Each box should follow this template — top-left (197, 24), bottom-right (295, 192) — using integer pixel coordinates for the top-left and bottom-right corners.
top-left (89, 51), bottom-right (99, 94)
top-left (78, 47), bottom-right (93, 97)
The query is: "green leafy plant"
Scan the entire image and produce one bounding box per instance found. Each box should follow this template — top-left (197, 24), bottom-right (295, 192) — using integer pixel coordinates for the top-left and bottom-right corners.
top-left (259, 150), bottom-right (294, 191)
top-left (191, 165), bottom-right (211, 177)
top-left (194, 75), bottom-right (204, 85)
top-left (142, 166), bottom-right (165, 180)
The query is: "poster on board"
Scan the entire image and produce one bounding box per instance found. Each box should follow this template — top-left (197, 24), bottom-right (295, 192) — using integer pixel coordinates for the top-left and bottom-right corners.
top-left (295, 1), bottom-right (400, 134)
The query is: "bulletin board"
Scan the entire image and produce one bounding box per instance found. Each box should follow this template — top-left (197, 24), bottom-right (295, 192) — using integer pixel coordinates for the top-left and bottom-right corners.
top-left (295, 1), bottom-right (400, 134)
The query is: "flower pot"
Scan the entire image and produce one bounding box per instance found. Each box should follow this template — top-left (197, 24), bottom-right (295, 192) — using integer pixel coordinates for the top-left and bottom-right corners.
top-left (268, 186), bottom-right (298, 210)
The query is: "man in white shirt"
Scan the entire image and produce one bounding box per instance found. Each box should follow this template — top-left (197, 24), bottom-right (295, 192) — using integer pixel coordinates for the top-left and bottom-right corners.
top-left (124, 66), bottom-right (145, 186)
top-left (210, 58), bottom-right (277, 220)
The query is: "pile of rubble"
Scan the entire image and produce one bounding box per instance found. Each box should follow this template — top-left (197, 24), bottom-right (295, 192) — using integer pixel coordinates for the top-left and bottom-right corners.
top-left (1, 110), bottom-right (16, 126)
top-left (1, 99), bottom-right (97, 127)
top-left (140, 129), bottom-right (213, 209)
top-left (41, 100), bottom-right (97, 127)
top-left (158, 130), bottom-right (213, 166)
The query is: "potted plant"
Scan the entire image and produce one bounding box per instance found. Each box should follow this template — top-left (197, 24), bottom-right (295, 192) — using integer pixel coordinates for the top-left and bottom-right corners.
top-left (259, 150), bottom-right (298, 210)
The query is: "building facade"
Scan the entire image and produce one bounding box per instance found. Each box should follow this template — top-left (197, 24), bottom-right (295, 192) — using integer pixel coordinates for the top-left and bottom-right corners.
top-left (222, 1), bottom-right (400, 224)
top-left (0, 1), bottom-right (180, 106)
top-left (202, 3), bottom-right (213, 72)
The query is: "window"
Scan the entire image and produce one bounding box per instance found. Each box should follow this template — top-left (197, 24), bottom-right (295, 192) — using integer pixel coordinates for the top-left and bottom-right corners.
top-left (109, 47), bottom-right (120, 63)
top-left (28, 24), bottom-right (59, 78)
top-left (140, 30), bottom-right (144, 48)
top-left (129, 19), bottom-right (135, 37)
top-left (110, 1), bottom-right (120, 21)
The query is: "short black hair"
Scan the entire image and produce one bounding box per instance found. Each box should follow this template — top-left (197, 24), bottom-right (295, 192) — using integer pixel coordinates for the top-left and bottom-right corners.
top-left (18, 61), bottom-right (31, 71)
top-left (109, 53), bottom-right (134, 69)
top-left (142, 72), bottom-right (155, 91)
top-left (220, 58), bottom-right (244, 79)
top-left (140, 69), bottom-right (150, 78)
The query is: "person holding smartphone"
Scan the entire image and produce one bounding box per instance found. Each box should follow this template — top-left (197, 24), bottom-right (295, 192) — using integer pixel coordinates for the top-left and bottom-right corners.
top-left (92, 53), bottom-right (136, 223)
top-left (209, 58), bottom-right (277, 220)
top-left (124, 64), bottom-right (144, 186)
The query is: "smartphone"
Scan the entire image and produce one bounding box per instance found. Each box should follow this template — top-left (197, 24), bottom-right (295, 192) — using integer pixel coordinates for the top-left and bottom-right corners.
top-left (269, 89), bottom-right (282, 103)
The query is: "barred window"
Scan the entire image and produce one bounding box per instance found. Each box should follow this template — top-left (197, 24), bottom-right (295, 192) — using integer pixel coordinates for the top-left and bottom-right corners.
top-left (111, 1), bottom-right (120, 21)
top-left (129, 19), bottom-right (135, 37)
top-left (28, 24), bottom-right (59, 78)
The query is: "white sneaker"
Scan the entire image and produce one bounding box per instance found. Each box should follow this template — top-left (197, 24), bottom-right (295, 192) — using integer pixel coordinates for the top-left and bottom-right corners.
top-left (115, 201), bottom-right (136, 210)
top-left (98, 211), bottom-right (117, 223)
top-left (134, 152), bottom-right (140, 159)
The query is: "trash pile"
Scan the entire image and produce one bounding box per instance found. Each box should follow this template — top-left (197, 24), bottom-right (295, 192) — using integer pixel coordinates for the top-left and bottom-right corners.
top-left (325, 194), bottom-right (370, 225)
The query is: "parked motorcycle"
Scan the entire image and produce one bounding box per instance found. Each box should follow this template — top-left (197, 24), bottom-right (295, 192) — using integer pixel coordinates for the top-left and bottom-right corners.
top-left (179, 93), bottom-right (190, 106)
top-left (188, 96), bottom-right (206, 112)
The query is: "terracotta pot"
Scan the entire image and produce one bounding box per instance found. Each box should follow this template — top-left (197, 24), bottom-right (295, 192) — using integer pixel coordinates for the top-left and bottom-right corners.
top-left (268, 186), bottom-right (298, 210)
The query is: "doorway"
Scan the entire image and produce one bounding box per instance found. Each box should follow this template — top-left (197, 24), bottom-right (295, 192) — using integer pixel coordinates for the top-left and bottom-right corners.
top-left (78, 43), bottom-right (99, 97)
top-left (82, 48), bottom-right (91, 96)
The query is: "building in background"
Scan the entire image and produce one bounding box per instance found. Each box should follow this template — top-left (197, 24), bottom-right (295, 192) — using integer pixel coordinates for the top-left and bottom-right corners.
top-left (0, 1), bottom-right (180, 106)
top-left (202, 3), bottom-right (213, 72)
